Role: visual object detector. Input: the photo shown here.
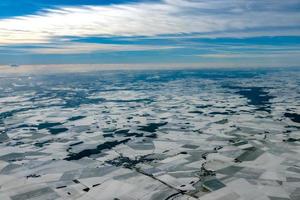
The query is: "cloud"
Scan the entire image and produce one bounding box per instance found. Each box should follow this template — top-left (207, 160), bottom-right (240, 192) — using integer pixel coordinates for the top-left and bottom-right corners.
top-left (0, 0), bottom-right (299, 45)
top-left (197, 51), bottom-right (300, 59)
top-left (16, 42), bottom-right (180, 54)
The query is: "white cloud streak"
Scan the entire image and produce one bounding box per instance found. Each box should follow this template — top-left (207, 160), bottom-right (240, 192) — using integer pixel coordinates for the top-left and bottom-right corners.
top-left (0, 0), bottom-right (299, 45)
top-left (19, 42), bottom-right (179, 54)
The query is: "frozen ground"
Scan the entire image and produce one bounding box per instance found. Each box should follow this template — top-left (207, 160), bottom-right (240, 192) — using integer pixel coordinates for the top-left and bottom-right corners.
top-left (0, 69), bottom-right (300, 200)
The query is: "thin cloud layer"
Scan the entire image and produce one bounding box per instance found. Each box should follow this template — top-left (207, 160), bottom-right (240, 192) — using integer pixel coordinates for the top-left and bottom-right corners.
top-left (0, 0), bottom-right (300, 44)
top-left (24, 42), bottom-right (179, 54)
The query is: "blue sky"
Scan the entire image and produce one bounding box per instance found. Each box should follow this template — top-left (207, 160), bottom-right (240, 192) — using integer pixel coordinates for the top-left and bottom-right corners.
top-left (0, 0), bottom-right (300, 69)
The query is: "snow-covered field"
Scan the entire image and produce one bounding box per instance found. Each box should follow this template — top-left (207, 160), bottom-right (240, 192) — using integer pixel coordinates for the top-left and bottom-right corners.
top-left (0, 69), bottom-right (299, 200)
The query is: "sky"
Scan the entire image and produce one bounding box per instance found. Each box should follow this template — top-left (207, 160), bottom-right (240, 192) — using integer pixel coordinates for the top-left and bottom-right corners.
top-left (0, 0), bottom-right (300, 71)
